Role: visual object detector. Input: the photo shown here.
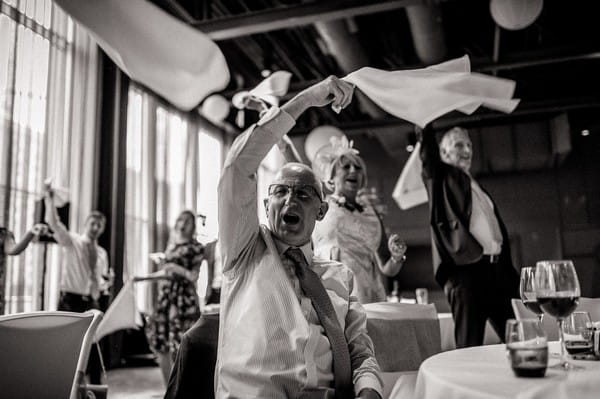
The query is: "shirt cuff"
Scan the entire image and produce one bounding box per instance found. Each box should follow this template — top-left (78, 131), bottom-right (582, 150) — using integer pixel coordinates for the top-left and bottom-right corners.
top-left (256, 106), bottom-right (296, 132)
top-left (354, 374), bottom-right (383, 398)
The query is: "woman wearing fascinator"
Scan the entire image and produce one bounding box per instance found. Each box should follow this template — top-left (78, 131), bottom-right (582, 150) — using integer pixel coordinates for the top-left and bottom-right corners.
top-left (308, 135), bottom-right (408, 304)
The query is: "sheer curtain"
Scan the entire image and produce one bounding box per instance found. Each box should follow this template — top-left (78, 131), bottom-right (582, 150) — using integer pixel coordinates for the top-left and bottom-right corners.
top-left (0, 0), bottom-right (99, 313)
top-left (125, 85), bottom-right (224, 314)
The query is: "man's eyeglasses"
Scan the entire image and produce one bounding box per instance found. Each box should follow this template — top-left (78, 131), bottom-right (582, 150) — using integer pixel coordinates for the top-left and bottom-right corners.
top-left (268, 184), bottom-right (322, 201)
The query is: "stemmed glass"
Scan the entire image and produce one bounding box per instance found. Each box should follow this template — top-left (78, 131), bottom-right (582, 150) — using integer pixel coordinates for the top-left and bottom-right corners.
top-left (519, 267), bottom-right (543, 323)
top-left (535, 260), bottom-right (581, 370)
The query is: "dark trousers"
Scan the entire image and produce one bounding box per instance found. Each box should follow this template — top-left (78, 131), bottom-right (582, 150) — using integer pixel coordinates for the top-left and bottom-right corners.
top-left (58, 291), bottom-right (108, 384)
top-left (444, 260), bottom-right (519, 348)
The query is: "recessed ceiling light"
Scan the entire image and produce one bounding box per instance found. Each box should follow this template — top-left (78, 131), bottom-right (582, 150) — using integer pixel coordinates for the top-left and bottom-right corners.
top-left (581, 129), bottom-right (590, 136)
top-left (406, 144), bottom-right (415, 152)
top-left (261, 69), bottom-right (271, 78)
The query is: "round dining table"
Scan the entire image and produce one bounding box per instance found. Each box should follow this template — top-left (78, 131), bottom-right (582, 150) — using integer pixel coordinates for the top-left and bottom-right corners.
top-left (413, 342), bottom-right (600, 399)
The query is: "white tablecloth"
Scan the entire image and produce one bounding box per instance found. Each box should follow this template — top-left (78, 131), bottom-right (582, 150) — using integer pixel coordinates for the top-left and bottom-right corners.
top-left (413, 342), bottom-right (600, 399)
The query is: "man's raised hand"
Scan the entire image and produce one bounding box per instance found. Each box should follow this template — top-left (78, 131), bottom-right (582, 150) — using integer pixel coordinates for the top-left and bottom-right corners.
top-left (304, 75), bottom-right (354, 110)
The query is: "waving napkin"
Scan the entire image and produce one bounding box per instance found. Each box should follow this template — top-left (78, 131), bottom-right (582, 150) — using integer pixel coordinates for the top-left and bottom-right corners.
top-left (232, 70), bottom-right (293, 109)
top-left (55, 0), bottom-right (230, 110)
top-left (392, 142), bottom-right (428, 210)
top-left (343, 55), bottom-right (520, 210)
top-left (232, 71), bottom-right (293, 127)
top-left (94, 280), bottom-right (141, 342)
top-left (343, 55), bottom-right (519, 128)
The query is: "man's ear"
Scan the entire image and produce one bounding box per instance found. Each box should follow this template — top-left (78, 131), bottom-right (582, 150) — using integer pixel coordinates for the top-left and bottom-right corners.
top-left (439, 146), bottom-right (448, 162)
top-left (316, 201), bottom-right (329, 221)
top-left (263, 198), bottom-right (269, 217)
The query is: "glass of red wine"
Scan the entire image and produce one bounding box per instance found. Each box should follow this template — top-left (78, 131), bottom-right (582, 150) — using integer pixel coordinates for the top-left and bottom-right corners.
top-left (519, 267), bottom-right (543, 323)
top-left (535, 260), bottom-right (581, 370)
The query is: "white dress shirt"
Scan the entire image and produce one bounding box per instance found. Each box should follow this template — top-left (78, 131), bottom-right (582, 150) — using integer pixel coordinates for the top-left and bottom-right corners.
top-left (469, 180), bottom-right (503, 255)
top-left (51, 222), bottom-right (109, 298)
top-left (216, 107), bottom-right (382, 398)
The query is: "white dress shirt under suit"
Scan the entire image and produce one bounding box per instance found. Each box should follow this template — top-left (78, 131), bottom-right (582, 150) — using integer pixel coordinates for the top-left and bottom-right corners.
top-left (216, 107), bottom-right (383, 398)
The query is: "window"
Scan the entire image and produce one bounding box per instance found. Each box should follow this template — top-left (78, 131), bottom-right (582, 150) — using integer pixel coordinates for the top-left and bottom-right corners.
top-left (124, 86), bottom-right (224, 312)
top-left (1, 0), bottom-right (98, 313)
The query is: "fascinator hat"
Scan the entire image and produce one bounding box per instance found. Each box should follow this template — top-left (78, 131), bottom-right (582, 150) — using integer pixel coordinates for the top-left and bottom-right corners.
top-left (311, 135), bottom-right (368, 192)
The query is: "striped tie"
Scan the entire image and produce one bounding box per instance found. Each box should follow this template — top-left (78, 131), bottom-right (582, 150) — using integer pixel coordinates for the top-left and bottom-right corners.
top-left (284, 248), bottom-right (353, 399)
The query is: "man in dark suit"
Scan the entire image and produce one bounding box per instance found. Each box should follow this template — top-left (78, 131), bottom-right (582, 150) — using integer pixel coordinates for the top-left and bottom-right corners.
top-left (164, 312), bottom-right (220, 399)
top-left (418, 126), bottom-right (519, 348)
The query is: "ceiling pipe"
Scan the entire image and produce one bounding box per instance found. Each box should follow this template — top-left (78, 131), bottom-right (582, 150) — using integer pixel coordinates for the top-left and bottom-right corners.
top-left (314, 4), bottom-right (446, 156)
top-left (313, 18), bottom-right (386, 119)
top-left (313, 18), bottom-right (413, 156)
top-left (405, 3), bottom-right (446, 65)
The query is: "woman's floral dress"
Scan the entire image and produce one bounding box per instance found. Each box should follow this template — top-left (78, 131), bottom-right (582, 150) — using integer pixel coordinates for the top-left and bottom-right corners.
top-left (146, 240), bottom-right (204, 359)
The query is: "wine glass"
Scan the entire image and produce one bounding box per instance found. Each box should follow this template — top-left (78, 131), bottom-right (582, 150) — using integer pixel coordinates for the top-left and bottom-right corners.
top-left (519, 267), bottom-right (543, 323)
top-left (535, 260), bottom-right (581, 370)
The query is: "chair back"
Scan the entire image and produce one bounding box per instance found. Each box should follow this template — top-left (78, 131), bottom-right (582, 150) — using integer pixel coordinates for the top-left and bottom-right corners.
top-left (511, 298), bottom-right (558, 340)
top-left (364, 302), bottom-right (441, 372)
top-left (0, 310), bottom-right (103, 399)
top-left (576, 297), bottom-right (600, 322)
top-left (364, 302), bottom-right (441, 399)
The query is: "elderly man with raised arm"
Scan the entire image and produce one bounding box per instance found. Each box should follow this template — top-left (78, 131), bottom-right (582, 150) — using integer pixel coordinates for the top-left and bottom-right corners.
top-left (418, 126), bottom-right (519, 349)
top-left (216, 76), bottom-right (383, 399)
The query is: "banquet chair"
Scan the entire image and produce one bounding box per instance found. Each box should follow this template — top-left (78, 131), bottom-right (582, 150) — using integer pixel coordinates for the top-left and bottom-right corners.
top-left (511, 298), bottom-right (558, 340)
top-left (0, 309), bottom-right (103, 399)
top-left (363, 302), bottom-right (441, 399)
top-left (576, 297), bottom-right (600, 321)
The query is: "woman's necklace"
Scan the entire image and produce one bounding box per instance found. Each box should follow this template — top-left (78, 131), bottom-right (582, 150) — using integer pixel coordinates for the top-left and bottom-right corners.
top-left (330, 194), bottom-right (364, 213)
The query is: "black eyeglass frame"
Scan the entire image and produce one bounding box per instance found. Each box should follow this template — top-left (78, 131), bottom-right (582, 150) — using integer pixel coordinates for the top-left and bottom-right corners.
top-left (268, 183), bottom-right (322, 201)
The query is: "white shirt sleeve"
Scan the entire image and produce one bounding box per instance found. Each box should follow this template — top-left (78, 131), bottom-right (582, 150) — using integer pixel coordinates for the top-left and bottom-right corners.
top-left (218, 107), bottom-right (296, 274)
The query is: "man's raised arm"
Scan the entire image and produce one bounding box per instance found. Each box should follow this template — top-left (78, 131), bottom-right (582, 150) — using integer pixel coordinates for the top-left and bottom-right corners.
top-left (43, 188), bottom-right (72, 246)
top-left (417, 125), bottom-right (441, 181)
top-left (218, 76), bottom-right (354, 273)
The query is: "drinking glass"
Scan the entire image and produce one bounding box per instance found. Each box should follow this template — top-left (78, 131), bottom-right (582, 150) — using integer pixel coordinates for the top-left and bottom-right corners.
top-left (535, 260), bottom-right (581, 370)
top-left (519, 267), bottom-right (543, 323)
top-left (506, 319), bottom-right (548, 377)
top-left (563, 311), bottom-right (593, 356)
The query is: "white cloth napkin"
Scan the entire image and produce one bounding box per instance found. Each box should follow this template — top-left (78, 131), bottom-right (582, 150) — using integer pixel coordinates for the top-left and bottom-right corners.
top-left (343, 55), bottom-right (519, 128)
top-left (55, 0), bottom-right (230, 111)
top-left (232, 70), bottom-right (293, 109)
top-left (392, 141), bottom-right (428, 210)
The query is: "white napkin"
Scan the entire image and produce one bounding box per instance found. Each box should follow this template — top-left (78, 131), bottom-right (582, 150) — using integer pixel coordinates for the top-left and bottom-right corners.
top-left (343, 55), bottom-right (520, 128)
top-left (55, 0), bottom-right (230, 110)
top-left (392, 142), bottom-right (428, 209)
top-left (232, 70), bottom-right (293, 109)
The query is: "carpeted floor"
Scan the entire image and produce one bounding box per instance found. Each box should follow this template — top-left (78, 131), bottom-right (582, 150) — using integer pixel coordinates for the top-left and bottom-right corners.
top-left (107, 366), bottom-right (165, 399)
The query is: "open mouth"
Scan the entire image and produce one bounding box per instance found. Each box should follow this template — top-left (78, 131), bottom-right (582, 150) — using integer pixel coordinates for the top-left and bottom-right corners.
top-left (282, 213), bottom-right (300, 225)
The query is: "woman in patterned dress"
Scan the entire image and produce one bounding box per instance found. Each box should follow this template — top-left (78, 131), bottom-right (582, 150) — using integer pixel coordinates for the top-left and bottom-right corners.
top-left (311, 138), bottom-right (408, 304)
top-left (146, 210), bottom-right (204, 383)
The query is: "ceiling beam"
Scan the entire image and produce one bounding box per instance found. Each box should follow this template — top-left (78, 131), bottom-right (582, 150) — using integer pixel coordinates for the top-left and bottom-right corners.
top-left (194, 0), bottom-right (423, 40)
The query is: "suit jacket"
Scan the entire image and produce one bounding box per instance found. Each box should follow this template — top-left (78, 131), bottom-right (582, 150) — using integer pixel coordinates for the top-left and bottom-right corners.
top-left (418, 127), bottom-right (515, 287)
top-left (164, 313), bottom-right (220, 399)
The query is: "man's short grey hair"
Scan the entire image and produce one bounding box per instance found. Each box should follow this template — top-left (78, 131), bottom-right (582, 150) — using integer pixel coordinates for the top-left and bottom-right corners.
top-left (440, 126), bottom-right (469, 153)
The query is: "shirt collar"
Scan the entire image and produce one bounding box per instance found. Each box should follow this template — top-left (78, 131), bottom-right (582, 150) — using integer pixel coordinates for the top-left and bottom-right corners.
top-left (271, 234), bottom-right (313, 264)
